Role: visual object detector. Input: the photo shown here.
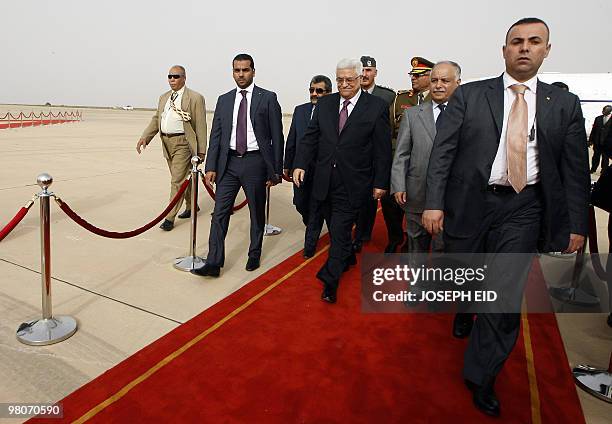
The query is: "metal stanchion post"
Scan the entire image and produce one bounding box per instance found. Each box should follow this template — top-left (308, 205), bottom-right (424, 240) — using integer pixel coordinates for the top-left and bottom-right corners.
top-left (263, 186), bottom-right (282, 236)
top-left (16, 173), bottom-right (78, 346)
top-left (174, 157), bottom-right (206, 271)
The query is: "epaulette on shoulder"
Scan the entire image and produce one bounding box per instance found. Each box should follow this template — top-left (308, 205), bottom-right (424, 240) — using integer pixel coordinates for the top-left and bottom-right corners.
top-left (396, 89), bottom-right (410, 95)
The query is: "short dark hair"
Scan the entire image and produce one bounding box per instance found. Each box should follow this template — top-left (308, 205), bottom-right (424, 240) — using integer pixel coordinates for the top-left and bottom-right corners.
top-left (310, 75), bottom-right (332, 92)
top-left (233, 53), bottom-right (255, 70)
top-left (551, 81), bottom-right (569, 91)
top-left (505, 17), bottom-right (550, 43)
top-left (171, 65), bottom-right (186, 75)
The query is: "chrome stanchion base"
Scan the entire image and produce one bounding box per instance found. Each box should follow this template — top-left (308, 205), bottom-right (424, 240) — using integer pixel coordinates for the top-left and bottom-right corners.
top-left (573, 365), bottom-right (612, 403)
top-left (174, 255), bottom-right (206, 272)
top-left (264, 224), bottom-right (282, 236)
top-left (549, 287), bottom-right (600, 306)
top-left (16, 316), bottom-right (78, 346)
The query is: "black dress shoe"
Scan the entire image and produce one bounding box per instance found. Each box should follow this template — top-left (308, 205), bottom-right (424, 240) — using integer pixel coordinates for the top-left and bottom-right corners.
top-left (191, 263), bottom-right (220, 277)
top-left (303, 247), bottom-right (315, 259)
top-left (159, 219), bottom-right (174, 231)
top-left (352, 240), bottom-right (363, 253)
top-left (453, 313), bottom-right (474, 338)
top-left (245, 257), bottom-right (260, 271)
top-left (177, 206), bottom-right (200, 219)
top-left (384, 242), bottom-right (400, 254)
top-left (607, 313), bottom-right (612, 328)
top-left (465, 378), bottom-right (500, 417)
top-left (321, 285), bottom-right (337, 303)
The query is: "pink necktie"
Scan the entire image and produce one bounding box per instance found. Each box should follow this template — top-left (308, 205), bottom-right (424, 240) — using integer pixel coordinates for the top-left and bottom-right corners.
top-left (338, 99), bottom-right (350, 133)
top-left (506, 84), bottom-right (528, 193)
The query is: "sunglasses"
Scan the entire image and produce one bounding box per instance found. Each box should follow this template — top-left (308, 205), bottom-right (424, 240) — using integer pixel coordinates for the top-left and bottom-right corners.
top-left (168, 74), bottom-right (184, 79)
top-left (309, 87), bottom-right (328, 94)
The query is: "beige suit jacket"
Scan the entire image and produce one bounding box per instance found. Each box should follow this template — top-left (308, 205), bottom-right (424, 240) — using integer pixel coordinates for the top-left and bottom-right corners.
top-left (140, 87), bottom-right (207, 159)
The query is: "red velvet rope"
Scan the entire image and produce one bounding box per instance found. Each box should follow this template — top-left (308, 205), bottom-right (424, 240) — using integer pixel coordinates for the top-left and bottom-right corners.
top-left (0, 206), bottom-right (32, 242)
top-left (55, 178), bottom-right (191, 239)
top-left (200, 173), bottom-right (248, 212)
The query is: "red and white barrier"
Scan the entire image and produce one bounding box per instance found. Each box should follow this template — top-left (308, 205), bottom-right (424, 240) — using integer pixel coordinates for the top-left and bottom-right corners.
top-left (0, 110), bottom-right (82, 130)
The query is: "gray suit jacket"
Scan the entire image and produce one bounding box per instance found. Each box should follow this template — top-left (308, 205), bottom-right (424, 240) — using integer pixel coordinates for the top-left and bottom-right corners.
top-left (390, 101), bottom-right (435, 212)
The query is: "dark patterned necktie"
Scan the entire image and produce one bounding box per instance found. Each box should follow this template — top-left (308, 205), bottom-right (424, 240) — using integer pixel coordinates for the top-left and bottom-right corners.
top-left (438, 103), bottom-right (446, 113)
top-left (418, 93), bottom-right (424, 105)
top-left (338, 99), bottom-right (350, 133)
top-left (236, 90), bottom-right (248, 155)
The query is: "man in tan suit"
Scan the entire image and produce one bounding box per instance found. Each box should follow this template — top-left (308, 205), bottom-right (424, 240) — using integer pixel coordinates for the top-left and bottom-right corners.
top-left (136, 65), bottom-right (207, 231)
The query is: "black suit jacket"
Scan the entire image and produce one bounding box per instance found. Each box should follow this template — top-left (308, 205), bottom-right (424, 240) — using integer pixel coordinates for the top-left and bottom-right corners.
top-left (283, 102), bottom-right (313, 169)
top-left (205, 85), bottom-right (284, 181)
top-left (295, 92), bottom-right (392, 208)
top-left (425, 75), bottom-right (590, 252)
top-left (589, 114), bottom-right (611, 148)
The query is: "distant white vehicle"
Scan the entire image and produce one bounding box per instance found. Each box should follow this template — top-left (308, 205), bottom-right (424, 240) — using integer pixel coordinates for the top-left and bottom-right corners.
top-left (122, 105), bottom-right (134, 111)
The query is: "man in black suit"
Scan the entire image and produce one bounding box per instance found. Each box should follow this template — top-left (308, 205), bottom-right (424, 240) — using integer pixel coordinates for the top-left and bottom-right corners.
top-left (422, 18), bottom-right (589, 416)
top-left (352, 55), bottom-right (402, 254)
top-left (283, 75), bottom-right (332, 258)
top-left (192, 53), bottom-right (284, 277)
top-left (293, 58), bottom-right (391, 304)
top-left (589, 105), bottom-right (612, 173)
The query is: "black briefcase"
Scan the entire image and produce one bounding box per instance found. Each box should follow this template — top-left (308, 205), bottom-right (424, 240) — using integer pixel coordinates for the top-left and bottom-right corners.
top-left (591, 167), bottom-right (612, 212)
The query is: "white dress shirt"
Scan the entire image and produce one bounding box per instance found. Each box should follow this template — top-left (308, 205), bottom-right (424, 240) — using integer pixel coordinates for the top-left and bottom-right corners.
top-left (364, 85), bottom-right (375, 94)
top-left (161, 86), bottom-right (186, 134)
top-left (230, 82), bottom-right (258, 151)
top-left (432, 101), bottom-right (447, 123)
top-left (488, 72), bottom-right (539, 186)
top-left (339, 89), bottom-right (362, 117)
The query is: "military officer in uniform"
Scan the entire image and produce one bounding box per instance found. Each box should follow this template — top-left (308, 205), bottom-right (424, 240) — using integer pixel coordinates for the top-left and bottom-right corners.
top-left (352, 56), bottom-right (398, 253)
top-left (391, 56), bottom-right (434, 252)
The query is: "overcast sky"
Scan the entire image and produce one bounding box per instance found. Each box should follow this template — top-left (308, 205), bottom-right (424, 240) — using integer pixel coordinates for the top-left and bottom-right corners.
top-left (3, 0), bottom-right (611, 111)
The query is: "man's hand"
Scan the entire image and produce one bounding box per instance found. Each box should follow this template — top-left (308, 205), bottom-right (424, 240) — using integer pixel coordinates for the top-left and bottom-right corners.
top-left (204, 171), bottom-right (216, 188)
top-left (283, 168), bottom-right (292, 181)
top-left (373, 188), bottom-right (386, 200)
top-left (136, 138), bottom-right (147, 154)
top-left (394, 192), bottom-right (407, 206)
top-left (422, 209), bottom-right (444, 235)
top-left (266, 174), bottom-right (281, 188)
top-left (563, 233), bottom-right (585, 254)
top-left (293, 168), bottom-right (306, 187)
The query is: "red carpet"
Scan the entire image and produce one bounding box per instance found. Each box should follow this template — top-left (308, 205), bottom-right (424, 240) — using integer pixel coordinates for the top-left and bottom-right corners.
top-left (29, 213), bottom-right (585, 423)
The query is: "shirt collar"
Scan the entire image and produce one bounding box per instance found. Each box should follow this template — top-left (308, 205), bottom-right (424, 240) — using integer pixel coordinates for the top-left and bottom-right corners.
top-left (341, 89), bottom-right (361, 106)
top-left (432, 100), bottom-right (447, 107)
top-left (172, 86), bottom-right (186, 96)
top-left (236, 82), bottom-right (254, 94)
top-left (503, 72), bottom-right (538, 93)
top-left (364, 85), bottom-right (375, 94)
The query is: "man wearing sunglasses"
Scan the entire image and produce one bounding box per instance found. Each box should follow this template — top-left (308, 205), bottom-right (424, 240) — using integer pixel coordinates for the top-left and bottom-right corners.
top-left (283, 75), bottom-right (332, 258)
top-left (137, 65), bottom-right (207, 231)
top-left (293, 58), bottom-right (391, 304)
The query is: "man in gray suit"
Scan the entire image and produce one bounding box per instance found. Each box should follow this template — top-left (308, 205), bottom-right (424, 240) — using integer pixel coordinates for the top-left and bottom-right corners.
top-left (391, 61), bottom-right (461, 252)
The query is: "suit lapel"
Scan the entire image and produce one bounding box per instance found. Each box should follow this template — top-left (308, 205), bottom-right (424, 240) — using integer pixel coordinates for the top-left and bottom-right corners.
top-left (340, 91), bottom-right (369, 135)
top-left (485, 75), bottom-right (504, 137)
top-left (180, 87), bottom-right (190, 111)
top-left (224, 89), bottom-right (236, 137)
top-left (418, 102), bottom-right (435, 140)
top-left (250, 85), bottom-right (263, 123)
top-left (536, 81), bottom-right (553, 134)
